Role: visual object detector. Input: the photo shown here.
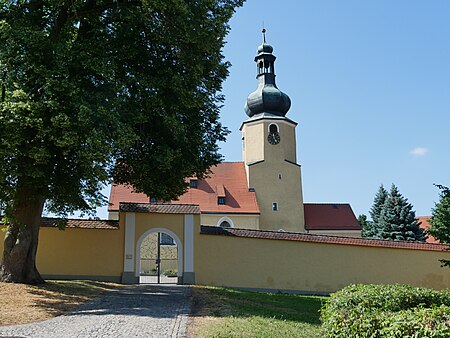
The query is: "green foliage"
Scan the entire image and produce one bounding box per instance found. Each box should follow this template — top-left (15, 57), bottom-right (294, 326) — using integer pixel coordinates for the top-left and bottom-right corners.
top-left (320, 284), bottom-right (450, 337)
top-left (429, 184), bottom-right (450, 267)
top-left (358, 214), bottom-right (373, 237)
top-left (370, 185), bottom-right (388, 226)
top-left (428, 184), bottom-right (450, 244)
top-left (0, 0), bottom-right (244, 218)
top-left (366, 184), bottom-right (426, 242)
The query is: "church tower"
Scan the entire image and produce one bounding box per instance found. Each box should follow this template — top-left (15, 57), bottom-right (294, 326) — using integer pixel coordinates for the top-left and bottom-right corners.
top-left (240, 30), bottom-right (305, 232)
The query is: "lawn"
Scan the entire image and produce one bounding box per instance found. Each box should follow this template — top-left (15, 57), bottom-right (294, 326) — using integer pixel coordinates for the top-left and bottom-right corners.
top-left (0, 280), bottom-right (120, 326)
top-left (189, 286), bottom-right (327, 337)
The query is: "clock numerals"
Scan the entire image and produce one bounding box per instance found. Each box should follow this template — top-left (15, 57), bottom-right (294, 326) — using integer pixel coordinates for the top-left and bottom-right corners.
top-left (267, 132), bottom-right (280, 145)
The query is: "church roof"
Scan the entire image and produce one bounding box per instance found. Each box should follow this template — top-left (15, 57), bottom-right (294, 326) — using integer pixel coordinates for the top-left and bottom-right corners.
top-left (304, 203), bottom-right (361, 230)
top-left (417, 216), bottom-right (440, 244)
top-left (109, 162), bottom-right (260, 214)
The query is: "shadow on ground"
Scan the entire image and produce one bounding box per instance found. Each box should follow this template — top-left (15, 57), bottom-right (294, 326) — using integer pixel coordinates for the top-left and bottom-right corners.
top-left (190, 286), bottom-right (327, 325)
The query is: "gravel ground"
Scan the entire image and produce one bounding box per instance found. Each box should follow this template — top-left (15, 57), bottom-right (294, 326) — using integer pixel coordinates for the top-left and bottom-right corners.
top-left (0, 284), bottom-right (191, 338)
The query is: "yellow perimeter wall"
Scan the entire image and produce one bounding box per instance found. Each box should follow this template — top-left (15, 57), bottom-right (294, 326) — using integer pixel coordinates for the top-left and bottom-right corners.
top-left (0, 227), bottom-right (125, 282)
top-left (195, 230), bottom-right (450, 292)
top-left (1, 220), bottom-right (449, 293)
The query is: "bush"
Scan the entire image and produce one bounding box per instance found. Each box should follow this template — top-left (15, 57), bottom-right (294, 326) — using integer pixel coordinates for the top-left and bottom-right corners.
top-left (320, 284), bottom-right (450, 337)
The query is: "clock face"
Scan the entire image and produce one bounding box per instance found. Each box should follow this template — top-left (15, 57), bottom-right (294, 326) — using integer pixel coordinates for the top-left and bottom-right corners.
top-left (267, 132), bottom-right (280, 145)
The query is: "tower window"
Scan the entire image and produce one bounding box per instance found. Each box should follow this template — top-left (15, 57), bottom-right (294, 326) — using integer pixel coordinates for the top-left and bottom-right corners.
top-left (272, 202), bottom-right (278, 211)
top-left (269, 123), bottom-right (279, 134)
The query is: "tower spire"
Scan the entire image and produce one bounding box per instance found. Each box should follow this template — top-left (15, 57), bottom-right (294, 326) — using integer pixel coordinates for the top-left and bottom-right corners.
top-left (244, 31), bottom-right (291, 118)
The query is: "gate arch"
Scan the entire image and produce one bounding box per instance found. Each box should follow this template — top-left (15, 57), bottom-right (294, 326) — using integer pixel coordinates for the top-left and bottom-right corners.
top-left (135, 228), bottom-right (183, 282)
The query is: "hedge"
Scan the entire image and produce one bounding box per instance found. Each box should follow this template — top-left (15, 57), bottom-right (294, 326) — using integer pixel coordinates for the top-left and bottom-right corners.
top-left (320, 284), bottom-right (450, 337)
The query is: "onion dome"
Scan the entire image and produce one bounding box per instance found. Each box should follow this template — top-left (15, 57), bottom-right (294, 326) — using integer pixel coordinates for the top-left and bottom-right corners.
top-left (244, 29), bottom-right (291, 118)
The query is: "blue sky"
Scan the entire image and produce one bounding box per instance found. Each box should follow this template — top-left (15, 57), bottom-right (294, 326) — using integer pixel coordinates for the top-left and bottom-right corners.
top-left (94, 0), bottom-right (450, 219)
top-left (217, 0), bottom-right (450, 218)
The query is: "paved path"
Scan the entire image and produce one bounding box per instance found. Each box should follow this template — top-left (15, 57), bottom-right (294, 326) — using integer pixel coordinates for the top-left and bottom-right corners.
top-left (0, 284), bottom-right (191, 338)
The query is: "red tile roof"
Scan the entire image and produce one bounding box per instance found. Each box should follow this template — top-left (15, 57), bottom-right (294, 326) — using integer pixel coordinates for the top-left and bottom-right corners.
top-left (417, 216), bottom-right (440, 244)
top-left (304, 203), bottom-right (361, 230)
top-left (119, 203), bottom-right (200, 214)
top-left (200, 226), bottom-right (449, 252)
top-left (109, 184), bottom-right (149, 211)
top-left (41, 218), bottom-right (119, 230)
top-left (109, 162), bottom-right (260, 214)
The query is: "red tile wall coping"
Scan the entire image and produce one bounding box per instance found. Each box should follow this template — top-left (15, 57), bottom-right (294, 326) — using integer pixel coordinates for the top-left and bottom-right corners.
top-left (41, 218), bottom-right (119, 230)
top-left (200, 226), bottom-right (449, 252)
top-left (119, 202), bottom-right (201, 214)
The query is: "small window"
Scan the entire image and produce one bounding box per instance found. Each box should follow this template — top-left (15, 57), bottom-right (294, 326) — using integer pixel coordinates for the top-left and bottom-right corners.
top-left (219, 221), bottom-right (231, 228)
top-left (160, 233), bottom-right (175, 246)
top-left (218, 197), bottom-right (225, 205)
top-left (150, 197), bottom-right (157, 204)
top-left (269, 124), bottom-right (278, 134)
top-left (190, 179), bottom-right (198, 188)
top-left (272, 202), bottom-right (278, 211)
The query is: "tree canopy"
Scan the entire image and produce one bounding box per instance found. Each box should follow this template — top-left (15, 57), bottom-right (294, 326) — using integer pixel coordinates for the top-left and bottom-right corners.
top-left (0, 0), bottom-right (244, 283)
top-left (363, 184), bottom-right (426, 242)
top-left (428, 184), bottom-right (450, 267)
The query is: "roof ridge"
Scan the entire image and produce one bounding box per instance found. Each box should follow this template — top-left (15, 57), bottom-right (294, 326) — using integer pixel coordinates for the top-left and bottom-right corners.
top-left (304, 203), bottom-right (350, 205)
top-left (119, 202), bottom-right (200, 207)
top-left (42, 217), bottom-right (117, 222)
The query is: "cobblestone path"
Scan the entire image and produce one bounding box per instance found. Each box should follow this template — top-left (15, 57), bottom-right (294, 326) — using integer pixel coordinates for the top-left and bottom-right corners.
top-left (0, 284), bottom-right (191, 338)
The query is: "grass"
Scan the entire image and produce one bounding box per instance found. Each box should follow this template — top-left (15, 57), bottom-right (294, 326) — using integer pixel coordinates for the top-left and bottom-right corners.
top-left (189, 286), bottom-right (327, 337)
top-left (0, 280), bottom-right (120, 326)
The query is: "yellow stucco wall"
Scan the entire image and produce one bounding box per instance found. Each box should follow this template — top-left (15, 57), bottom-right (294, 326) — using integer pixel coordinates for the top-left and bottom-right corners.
top-left (248, 160), bottom-right (305, 232)
top-left (242, 119), bottom-right (297, 165)
top-left (201, 214), bottom-right (260, 229)
top-left (0, 226), bottom-right (125, 279)
top-left (195, 231), bottom-right (450, 292)
top-left (134, 213), bottom-right (185, 246)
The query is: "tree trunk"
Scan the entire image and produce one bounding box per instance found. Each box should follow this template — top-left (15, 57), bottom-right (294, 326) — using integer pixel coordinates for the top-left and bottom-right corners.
top-left (0, 186), bottom-right (45, 284)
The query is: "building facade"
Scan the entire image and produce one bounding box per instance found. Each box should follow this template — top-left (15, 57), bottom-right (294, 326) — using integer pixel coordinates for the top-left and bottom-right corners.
top-left (108, 35), bottom-right (361, 237)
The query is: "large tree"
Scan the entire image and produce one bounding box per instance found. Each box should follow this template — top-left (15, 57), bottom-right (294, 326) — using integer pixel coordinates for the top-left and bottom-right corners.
top-left (428, 185), bottom-right (450, 244)
top-left (428, 184), bottom-right (450, 267)
top-left (0, 0), bottom-right (243, 284)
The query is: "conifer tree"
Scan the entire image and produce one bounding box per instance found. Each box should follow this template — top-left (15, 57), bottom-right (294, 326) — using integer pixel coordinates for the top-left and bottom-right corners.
top-left (377, 184), bottom-right (427, 242)
top-left (365, 185), bottom-right (388, 238)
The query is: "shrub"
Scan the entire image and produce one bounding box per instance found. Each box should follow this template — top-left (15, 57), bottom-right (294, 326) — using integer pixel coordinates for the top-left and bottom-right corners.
top-left (320, 284), bottom-right (450, 337)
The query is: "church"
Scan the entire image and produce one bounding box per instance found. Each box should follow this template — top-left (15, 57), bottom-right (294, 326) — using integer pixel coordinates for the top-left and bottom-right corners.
top-left (108, 34), bottom-right (361, 238)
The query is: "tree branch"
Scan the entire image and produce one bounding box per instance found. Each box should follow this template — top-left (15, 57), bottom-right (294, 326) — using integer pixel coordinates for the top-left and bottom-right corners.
top-left (0, 1), bottom-right (142, 21)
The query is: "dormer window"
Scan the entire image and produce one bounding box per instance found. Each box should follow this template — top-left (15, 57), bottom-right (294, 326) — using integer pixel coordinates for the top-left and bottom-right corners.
top-left (189, 179), bottom-right (198, 188)
top-left (216, 184), bottom-right (226, 205)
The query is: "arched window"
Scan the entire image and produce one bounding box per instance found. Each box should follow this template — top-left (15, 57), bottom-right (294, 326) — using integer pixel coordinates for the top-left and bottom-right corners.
top-left (217, 217), bottom-right (234, 228)
top-left (269, 123), bottom-right (279, 134)
top-left (220, 221), bottom-right (231, 228)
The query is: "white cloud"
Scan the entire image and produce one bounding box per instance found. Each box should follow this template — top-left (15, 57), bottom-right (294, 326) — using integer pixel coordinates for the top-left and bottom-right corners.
top-left (409, 147), bottom-right (429, 156)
